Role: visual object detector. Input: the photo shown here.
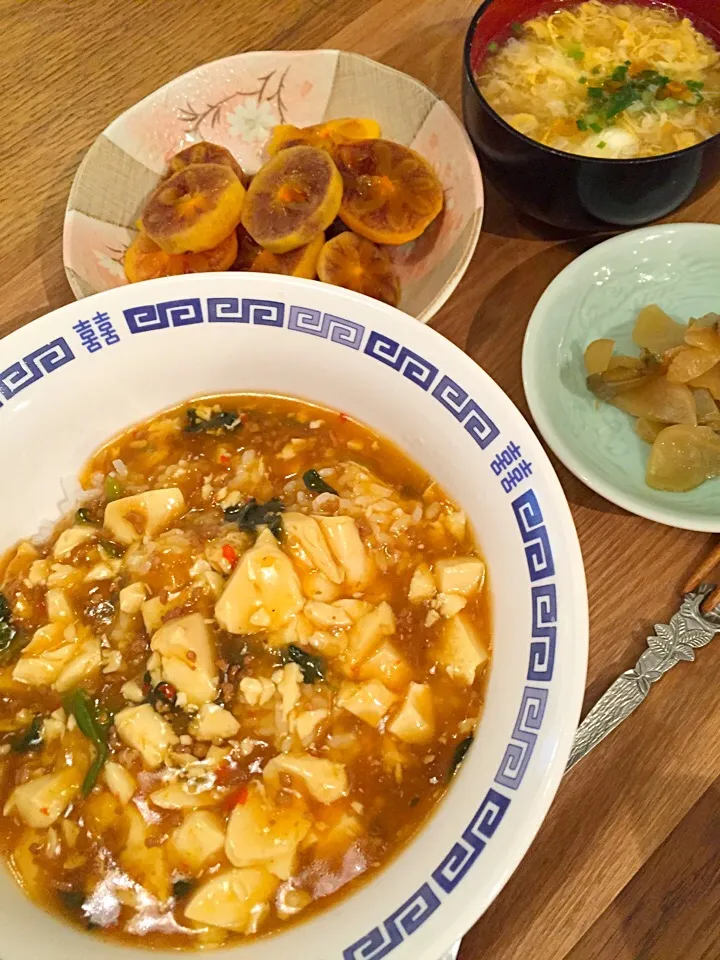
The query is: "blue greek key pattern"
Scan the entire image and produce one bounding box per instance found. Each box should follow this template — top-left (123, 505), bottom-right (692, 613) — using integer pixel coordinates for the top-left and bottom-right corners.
top-left (529, 583), bottom-right (557, 681)
top-left (494, 686), bottom-right (549, 789)
top-left (432, 374), bottom-right (500, 450)
top-left (288, 305), bottom-right (364, 348)
top-left (0, 338), bottom-right (74, 408)
top-left (343, 884), bottom-right (441, 960)
top-left (123, 297), bottom-right (201, 332)
top-left (512, 489), bottom-right (555, 582)
top-left (364, 331), bottom-right (438, 390)
top-left (433, 788), bottom-right (511, 893)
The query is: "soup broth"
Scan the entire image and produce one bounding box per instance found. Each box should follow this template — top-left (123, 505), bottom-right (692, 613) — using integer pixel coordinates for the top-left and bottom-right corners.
top-left (477, 0), bottom-right (720, 158)
top-left (0, 395), bottom-right (490, 948)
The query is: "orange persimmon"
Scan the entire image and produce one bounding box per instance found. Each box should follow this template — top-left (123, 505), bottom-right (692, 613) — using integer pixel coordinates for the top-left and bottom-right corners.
top-left (241, 146), bottom-right (342, 254)
top-left (164, 141), bottom-right (248, 186)
top-left (334, 139), bottom-right (444, 245)
top-left (266, 118), bottom-right (381, 156)
top-left (124, 230), bottom-right (237, 282)
top-left (317, 232), bottom-right (400, 306)
top-left (141, 164), bottom-right (246, 254)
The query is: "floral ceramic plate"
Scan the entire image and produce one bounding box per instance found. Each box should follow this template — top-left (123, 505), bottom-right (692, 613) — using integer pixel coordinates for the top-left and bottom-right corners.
top-left (523, 222), bottom-right (720, 532)
top-left (63, 50), bottom-right (484, 323)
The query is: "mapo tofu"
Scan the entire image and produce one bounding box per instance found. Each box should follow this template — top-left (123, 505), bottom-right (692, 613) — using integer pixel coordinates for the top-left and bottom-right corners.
top-left (0, 394), bottom-right (490, 948)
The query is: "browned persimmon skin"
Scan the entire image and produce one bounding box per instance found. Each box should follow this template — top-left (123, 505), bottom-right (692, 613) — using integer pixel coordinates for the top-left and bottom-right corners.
top-left (335, 139), bottom-right (444, 245)
top-left (124, 231), bottom-right (185, 282)
top-left (164, 142), bottom-right (248, 186)
top-left (241, 146), bottom-right (342, 254)
top-left (251, 232), bottom-right (325, 279)
top-left (266, 118), bottom-right (381, 157)
top-left (232, 225), bottom-right (324, 279)
top-left (141, 164), bottom-right (246, 254)
top-left (317, 232), bottom-right (400, 306)
top-left (124, 230), bottom-right (238, 282)
top-left (181, 230), bottom-right (238, 273)
top-left (232, 223), bottom-right (263, 271)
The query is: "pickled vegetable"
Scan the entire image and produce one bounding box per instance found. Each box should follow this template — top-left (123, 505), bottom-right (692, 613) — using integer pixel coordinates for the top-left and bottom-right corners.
top-left (611, 378), bottom-right (696, 424)
top-left (585, 307), bottom-right (720, 491)
top-left (632, 304), bottom-right (686, 354)
top-left (583, 338), bottom-right (614, 375)
top-left (647, 425), bottom-right (720, 491)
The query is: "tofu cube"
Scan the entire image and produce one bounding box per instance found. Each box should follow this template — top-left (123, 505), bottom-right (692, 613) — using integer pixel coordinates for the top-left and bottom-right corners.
top-left (170, 811), bottom-right (226, 873)
top-left (262, 753), bottom-right (348, 805)
top-left (114, 703), bottom-right (179, 769)
top-left (189, 703), bottom-right (240, 741)
top-left (338, 680), bottom-right (397, 728)
top-left (225, 783), bottom-right (310, 879)
top-left (358, 641), bottom-right (412, 692)
top-left (151, 613), bottom-right (218, 707)
top-left (408, 563), bottom-right (436, 602)
top-left (434, 558), bottom-right (485, 597)
top-left (437, 613), bottom-right (489, 686)
top-left (388, 683), bottom-right (435, 744)
top-left (184, 868), bottom-right (278, 933)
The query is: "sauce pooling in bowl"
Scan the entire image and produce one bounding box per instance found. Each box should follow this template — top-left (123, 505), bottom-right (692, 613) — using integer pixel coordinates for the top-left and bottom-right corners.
top-left (477, 0), bottom-right (720, 158)
top-left (0, 394), bottom-right (490, 948)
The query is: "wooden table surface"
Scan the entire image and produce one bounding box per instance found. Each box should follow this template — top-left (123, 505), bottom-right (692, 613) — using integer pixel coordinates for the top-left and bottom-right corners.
top-left (2, 1), bottom-right (720, 958)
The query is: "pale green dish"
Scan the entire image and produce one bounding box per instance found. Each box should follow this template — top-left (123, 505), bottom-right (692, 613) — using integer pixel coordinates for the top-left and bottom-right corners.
top-left (523, 223), bottom-right (720, 532)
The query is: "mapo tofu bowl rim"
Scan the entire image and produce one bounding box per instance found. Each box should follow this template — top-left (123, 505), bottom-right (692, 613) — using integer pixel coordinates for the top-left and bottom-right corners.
top-left (0, 273), bottom-right (587, 960)
top-left (463, 0), bottom-right (720, 167)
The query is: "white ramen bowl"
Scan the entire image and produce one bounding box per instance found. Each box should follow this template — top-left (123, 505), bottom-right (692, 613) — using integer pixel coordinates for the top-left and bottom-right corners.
top-left (0, 274), bottom-right (587, 960)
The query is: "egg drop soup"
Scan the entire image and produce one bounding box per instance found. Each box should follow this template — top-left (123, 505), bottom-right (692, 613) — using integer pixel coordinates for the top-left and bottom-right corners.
top-left (477, 0), bottom-right (720, 158)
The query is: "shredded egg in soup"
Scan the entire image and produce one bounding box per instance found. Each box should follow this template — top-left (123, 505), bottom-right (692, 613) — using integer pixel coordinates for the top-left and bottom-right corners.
top-left (477, 0), bottom-right (720, 158)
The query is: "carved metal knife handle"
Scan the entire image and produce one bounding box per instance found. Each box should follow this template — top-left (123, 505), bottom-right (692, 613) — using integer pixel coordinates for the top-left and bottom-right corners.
top-left (567, 588), bottom-right (720, 770)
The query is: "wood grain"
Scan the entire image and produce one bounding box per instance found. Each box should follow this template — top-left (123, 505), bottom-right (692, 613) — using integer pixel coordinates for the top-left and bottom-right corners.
top-left (2, 2), bottom-right (720, 958)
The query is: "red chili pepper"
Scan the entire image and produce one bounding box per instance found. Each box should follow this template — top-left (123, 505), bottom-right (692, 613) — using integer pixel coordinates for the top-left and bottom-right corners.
top-left (154, 681), bottom-right (177, 704)
top-left (219, 452), bottom-right (231, 465)
top-left (222, 544), bottom-right (238, 567)
top-left (214, 760), bottom-right (233, 785)
top-left (339, 412), bottom-right (349, 422)
top-left (223, 785), bottom-right (248, 809)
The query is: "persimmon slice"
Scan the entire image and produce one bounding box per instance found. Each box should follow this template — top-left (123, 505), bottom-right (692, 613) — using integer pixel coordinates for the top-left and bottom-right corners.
top-left (232, 224), bottom-right (263, 271)
top-left (334, 139), bottom-right (444, 245)
top-left (252, 233), bottom-right (325, 279)
top-left (141, 164), bottom-right (246, 254)
top-left (182, 231), bottom-right (238, 273)
top-left (241, 146), bottom-right (342, 254)
top-left (124, 230), bottom-right (237, 282)
top-left (124, 232), bottom-right (185, 282)
top-left (232, 226), bottom-right (323, 279)
top-left (317, 232), bottom-right (400, 306)
top-left (165, 141), bottom-right (247, 186)
top-left (266, 118), bottom-right (381, 156)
